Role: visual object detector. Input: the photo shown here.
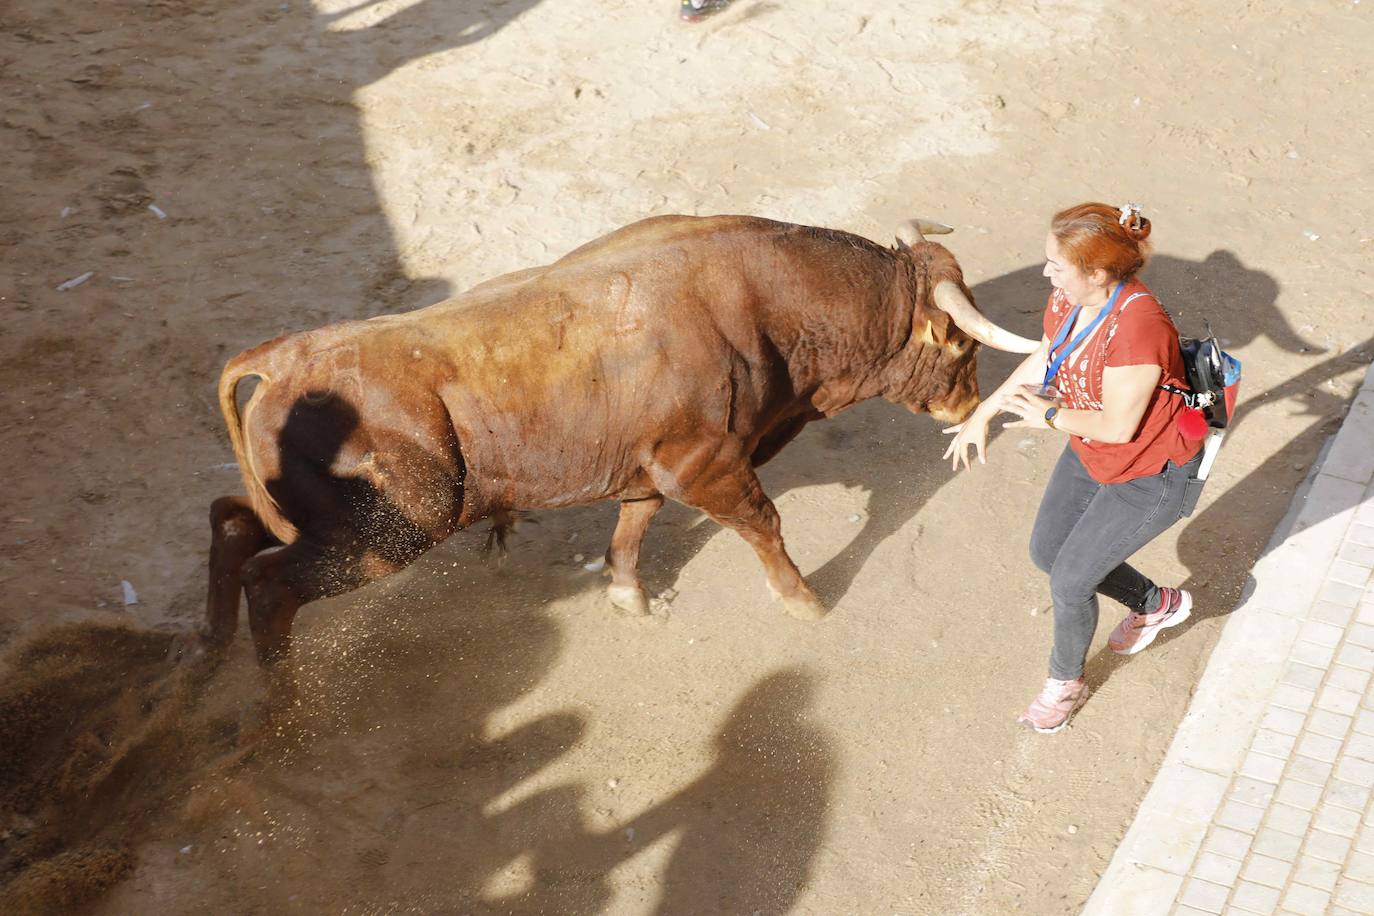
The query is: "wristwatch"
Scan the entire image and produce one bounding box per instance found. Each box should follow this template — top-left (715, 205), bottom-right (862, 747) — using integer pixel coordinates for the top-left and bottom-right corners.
top-left (1044, 406), bottom-right (1060, 430)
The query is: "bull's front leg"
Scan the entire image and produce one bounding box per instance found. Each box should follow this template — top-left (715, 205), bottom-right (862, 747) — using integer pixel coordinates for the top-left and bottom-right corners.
top-left (678, 460), bottom-right (826, 621)
top-left (604, 495), bottom-right (664, 615)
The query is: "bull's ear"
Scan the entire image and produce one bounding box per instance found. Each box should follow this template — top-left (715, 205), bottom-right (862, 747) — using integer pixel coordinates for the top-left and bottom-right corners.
top-left (917, 307), bottom-right (954, 347)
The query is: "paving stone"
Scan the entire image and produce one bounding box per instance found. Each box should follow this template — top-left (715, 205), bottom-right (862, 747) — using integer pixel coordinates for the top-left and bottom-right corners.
top-left (1334, 878), bottom-right (1374, 911)
top-left (1252, 826), bottom-right (1303, 861)
top-left (1356, 824), bottom-right (1374, 855)
top-left (1344, 541), bottom-right (1374, 569)
top-left (1287, 754), bottom-right (1334, 787)
top-left (1179, 876), bottom-right (1229, 913)
top-left (1297, 731), bottom-right (1343, 763)
top-left (1256, 545), bottom-right (1329, 613)
top-left (1339, 642), bottom-right (1374, 669)
top-left (1298, 619), bottom-right (1346, 647)
top-left (1324, 580), bottom-right (1368, 608)
top-left (1304, 828), bottom-right (1352, 864)
top-left (1252, 728), bottom-right (1297, 759)
top-left (1327, 777), bottom-right (1374, 812)
top-left (1084, 860), bottom-right (1184, 916)
top-left (1323, 392), bottom-right (1374, 482)
top-left (1229, 775), bottom-right (1277, 809)
top-left (1275, 778), bottom-right (1323, 810)
top-left (1216, 799), bottom-right (1265, 834)
top-left (1314, 598), bottom-right (1357, 626)
top-left (1281, 882), bottom-right (1332, 915)
top-left (1347, 851), bottom-right (1374, 884)
top-left (1273, 684), bottom-right (1318, 714)
top-left (1174, 907), bottom-right (1216, 916)
top-left (1293, 854), bottom-right (1342, 892)
top-left (1314, 803), bottom-right (1362, 837)
top-left (1281, 660), bottom-right (1325, 691)
top-left (1202, 825), bottom-right (1254, 861)
top-left (1262, 706), bottom-right (1307, 737)
top-left (1335, 755), bottom-right (1374, 785)
top-left (1331, 664), bottom-right (1372, 695)
top-left (1356, 708), bottom-right (1374, 736)
top-left (1350, 524), bottom-right (1374, 548)
top-left (1241, 749), bottom-right (1287, 783)
top-left (1317, 684), bottom-right (1363, 716)
top-left (1308, 709), bottom-right (1354, 740)
top-left (1192, 849), bottom-right (1243, 887)
top-left (1241, 852), bottom-right (1293, 889)
top-left (1267, 802), bottom-right (1315, 836)
top-left (1348, 732), bottom-right (1374, 763)
top-left (1295, 477), bottom-right (1365, 544)
top-left (1331, 559), bottom-right (1374, 588)
top-left (1108, 763), bottom-right (1226, 877)
top-left (1349, 622), bottom-right (1374, 648)
top-left (1230, 880), bottom-right (1281, 914)
top-left (1292, 638), bottom-right (1337, 668)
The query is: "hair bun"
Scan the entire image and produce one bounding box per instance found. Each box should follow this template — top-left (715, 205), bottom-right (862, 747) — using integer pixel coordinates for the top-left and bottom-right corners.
top-left (1118, 202), bottom-right (1151, 241)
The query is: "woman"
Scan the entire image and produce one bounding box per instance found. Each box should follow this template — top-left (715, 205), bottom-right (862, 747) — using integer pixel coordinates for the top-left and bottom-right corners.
top-left (943, 202), bottom-right (1204, 733)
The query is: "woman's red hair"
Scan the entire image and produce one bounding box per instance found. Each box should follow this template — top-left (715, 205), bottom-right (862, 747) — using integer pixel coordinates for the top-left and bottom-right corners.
top-left (1051, 202), bottom-right (1153, 283)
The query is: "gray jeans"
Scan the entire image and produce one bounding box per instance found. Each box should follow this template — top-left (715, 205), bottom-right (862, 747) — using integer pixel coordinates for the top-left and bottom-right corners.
top-left (1029, 445), bottom-right (1204, 680)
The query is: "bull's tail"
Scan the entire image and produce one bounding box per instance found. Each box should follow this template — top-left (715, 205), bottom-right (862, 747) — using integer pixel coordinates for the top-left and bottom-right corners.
top-left (218, 344), bottom-right (300, 544)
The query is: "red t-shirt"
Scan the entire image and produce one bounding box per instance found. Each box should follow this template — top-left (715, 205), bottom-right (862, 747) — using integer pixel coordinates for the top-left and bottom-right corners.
top-left (1040, 278), bottom-right (1201, 484)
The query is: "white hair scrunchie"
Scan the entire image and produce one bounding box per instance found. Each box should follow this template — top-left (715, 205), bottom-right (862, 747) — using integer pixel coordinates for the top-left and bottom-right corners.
top-left (1118, 202), bottom-right (1143, 226)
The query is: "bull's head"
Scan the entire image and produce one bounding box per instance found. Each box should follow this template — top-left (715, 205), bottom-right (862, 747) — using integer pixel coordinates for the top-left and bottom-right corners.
top-left (892, 219), bottom-right (1039, 424)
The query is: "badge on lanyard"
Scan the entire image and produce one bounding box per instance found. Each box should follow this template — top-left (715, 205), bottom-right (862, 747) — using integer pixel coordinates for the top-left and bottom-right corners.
top-left (1042, 282), bottom-right (1125, 397)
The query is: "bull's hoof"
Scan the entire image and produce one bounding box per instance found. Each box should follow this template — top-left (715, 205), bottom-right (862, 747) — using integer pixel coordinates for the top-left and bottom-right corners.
top-left (607, 584), bottom-right (650, 616)
top-left (783, 595), bottom-right (828, 621)
top-left (167, 629), bottom-right (227, 665)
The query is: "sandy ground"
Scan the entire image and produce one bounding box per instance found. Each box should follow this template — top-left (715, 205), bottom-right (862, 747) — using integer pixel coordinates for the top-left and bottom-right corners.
top-left (2, 0), bottom-right (1372, 912)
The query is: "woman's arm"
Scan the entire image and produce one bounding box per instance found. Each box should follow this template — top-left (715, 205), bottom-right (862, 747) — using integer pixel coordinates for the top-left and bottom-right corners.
top-left (1002, 363), bottom-right (1162, 443)
top-left (942, 336), bottom-right (1050, 470)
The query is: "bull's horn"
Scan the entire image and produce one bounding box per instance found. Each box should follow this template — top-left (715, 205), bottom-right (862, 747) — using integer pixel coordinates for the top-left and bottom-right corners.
top-left (933, 280), bottom-right (1040, 353)
top-left (896, 218), bottom-right (955, 246)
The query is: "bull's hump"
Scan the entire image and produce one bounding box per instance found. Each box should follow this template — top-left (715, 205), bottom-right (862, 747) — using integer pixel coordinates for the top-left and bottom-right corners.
top-left (553, 214), bottom-right (774, 267)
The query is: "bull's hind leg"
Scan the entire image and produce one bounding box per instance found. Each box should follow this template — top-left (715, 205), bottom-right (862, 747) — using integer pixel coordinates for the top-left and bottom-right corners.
top-left (204, 496), bottom-right (274, 649)
top-left (679, 460), bottom-right (825, 620)
top-left (605, 495), bottom-right (665, 615)
top-left (240, 540), bottom-right (408, 703)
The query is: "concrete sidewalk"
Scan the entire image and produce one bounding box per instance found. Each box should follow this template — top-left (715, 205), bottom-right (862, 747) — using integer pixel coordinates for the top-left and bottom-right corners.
top-left (1085, 364), bottom-right (1374, 915)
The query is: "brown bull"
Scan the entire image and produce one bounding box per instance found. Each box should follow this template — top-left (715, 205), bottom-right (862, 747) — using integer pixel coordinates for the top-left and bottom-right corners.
top-left (203, 215), bottom-right (1036, 688)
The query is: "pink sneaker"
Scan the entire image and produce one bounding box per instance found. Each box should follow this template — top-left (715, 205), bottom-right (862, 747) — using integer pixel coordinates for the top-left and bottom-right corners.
top-left (1109, 587), bottom-right (1193, 656)
top-left (1018, 677), bottom-right (1089, 733)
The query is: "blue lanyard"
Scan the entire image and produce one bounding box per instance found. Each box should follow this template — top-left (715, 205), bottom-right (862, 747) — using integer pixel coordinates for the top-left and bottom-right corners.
top-left (1043, 282), bottom-right (1125, 388)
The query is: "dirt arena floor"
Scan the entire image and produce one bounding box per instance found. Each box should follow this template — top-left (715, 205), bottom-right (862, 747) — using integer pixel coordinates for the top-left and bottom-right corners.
top-left (2, 0), bottom-right (1371, 912)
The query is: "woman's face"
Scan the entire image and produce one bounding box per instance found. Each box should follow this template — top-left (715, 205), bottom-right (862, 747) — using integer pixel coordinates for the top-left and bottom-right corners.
top-left (1043, 233), bottom-right (1107, 305)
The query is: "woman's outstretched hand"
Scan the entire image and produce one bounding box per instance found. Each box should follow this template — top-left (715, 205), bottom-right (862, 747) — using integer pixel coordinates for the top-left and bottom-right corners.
top-left (942, 408), bottom-right (993, 472)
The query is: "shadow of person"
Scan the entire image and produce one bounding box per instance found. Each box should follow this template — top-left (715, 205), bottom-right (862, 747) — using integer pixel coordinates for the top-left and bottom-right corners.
top-left (190, 0), bottom-right (544, 336)
top-left (374, 668), bottom-right (834, 913)
top-left (1079, 336), bottom-right (1374, 695)
top-left (635, 667), bottom-right (835, 914)
top-left (485, 667), bottom-right (835, 914)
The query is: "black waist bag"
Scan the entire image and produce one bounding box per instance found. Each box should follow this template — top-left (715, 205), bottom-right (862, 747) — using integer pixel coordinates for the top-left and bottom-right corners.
top-left (1160, 334), bottom-right (1241, 431)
